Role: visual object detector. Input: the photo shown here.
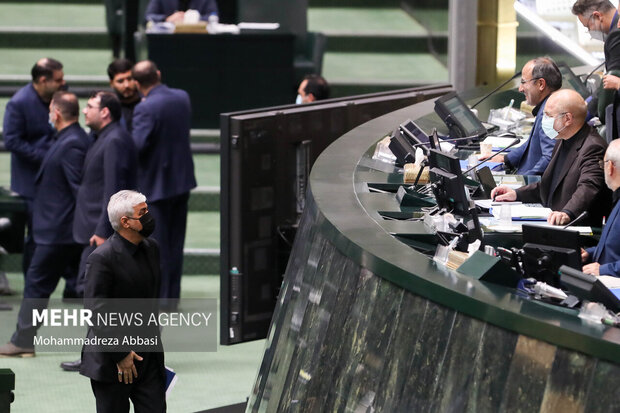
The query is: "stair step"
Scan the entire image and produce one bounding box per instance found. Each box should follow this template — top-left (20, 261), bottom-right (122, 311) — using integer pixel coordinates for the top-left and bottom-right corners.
top-left (0, 30), bottom-right (109, 50)
top-left (0, 3), bottom-right (105, 30)
top-left (309, 7), bottom-right (426, 37)
top-left (310, 0), bottom-right (399, 7)
top-left (189, 186), bottom-right (220, 212)
top-left (0, 249), bottom-right (221, 276)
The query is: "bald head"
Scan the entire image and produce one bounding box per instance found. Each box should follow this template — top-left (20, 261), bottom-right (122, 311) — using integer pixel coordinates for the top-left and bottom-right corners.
top-left (132, 60), bottom-right (160, 89)
top-left (544, 89), bottom-right (587, 139)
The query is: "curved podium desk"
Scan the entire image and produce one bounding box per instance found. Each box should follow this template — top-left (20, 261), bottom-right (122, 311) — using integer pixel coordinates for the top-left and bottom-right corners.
top-left (247, 91), bottom-right (620, 412)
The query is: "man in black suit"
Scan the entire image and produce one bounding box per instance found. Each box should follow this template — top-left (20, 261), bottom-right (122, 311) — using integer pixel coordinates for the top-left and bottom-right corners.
top-left (60, 91), bottom-right (138, 372)
top-left (132, 60), bottom-right (197, 307)
top-left (80, 190), bottom-right (165, 413)
top-left (0, 91), bottom-right (90, 357)
top-left (74, 91), bottom-right (138, 296)
top-left (491, 89), bottom-right (610, 227)
top-left (3, 58), bottom-right (65, 277)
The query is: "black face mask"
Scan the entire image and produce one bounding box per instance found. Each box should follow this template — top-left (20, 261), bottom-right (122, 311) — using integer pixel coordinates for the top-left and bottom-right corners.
top-left (137, 212), bottom-right (156, 238)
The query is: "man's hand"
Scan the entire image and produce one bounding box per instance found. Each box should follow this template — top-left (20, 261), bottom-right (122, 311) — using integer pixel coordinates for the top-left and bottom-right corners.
top-left (583, 262), bottom-right (601, 276)
top-left (581, 248), bottom-right (590, 263)
top-left (547, 211), bottom-right (570, 226)
top-left (478, 153), bottom-right (505, 163)
top-left (166, 11), bottom-right (185, 23)
top-left (603, 74), bottom-right (620, 90)
top-left (490, 185), bottom-right (516, 202)
top-left (116, 351), bottom-right (143, 384)
top-left (89, 234), bottom-right (106, 247)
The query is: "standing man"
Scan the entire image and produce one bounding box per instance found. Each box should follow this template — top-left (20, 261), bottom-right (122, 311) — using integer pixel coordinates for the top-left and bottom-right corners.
top-left (0, 91), bottom-right (89, 357)
top-left (131, 60), bottom-right (196, 308)
top-left (80, 190), bottom-right (165, 412)
top-left (59, 91), bottom-right (137, 372)
top-left (3, 58), bottom-right (66, 276)
top-left (572, 0), bottom-right (620, 119)
top-left (74, 91), bottom-right (138, 295)
top-left (491, 89), bottom-right (610, 227)
top-left (582, 139), bottom-right (620, 277)
top-left (487, 57), bottom-right (561, 176)
top-left (107, 59), bottom-right (141, 133)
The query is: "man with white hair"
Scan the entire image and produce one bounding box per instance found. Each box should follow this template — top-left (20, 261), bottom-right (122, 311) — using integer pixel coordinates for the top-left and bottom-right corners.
top-left (80, 190), bottom-right (166, 413)
top-left (491, 89), bottom-right (610, 226)
top-left (582, 139), bottom-right (620, 277)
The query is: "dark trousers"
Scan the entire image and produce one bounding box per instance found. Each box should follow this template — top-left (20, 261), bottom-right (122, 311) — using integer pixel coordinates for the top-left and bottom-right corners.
top-left (149, 193), bottom-right (189, 301)
top-left (76, 243), bottom-right (97, 297)
top-left (21, 197), bottom-right (35, 279)
top-left (11, 243), bottom-right (82, 347)
top-left (90, 355), bottom-right (166, 413)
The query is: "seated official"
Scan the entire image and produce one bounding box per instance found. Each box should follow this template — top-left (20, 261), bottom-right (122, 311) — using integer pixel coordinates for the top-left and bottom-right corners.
top-left (582, 139), bottom-right (620, 277)
top-left (296, 74), bottom-right (330, 104)
top-left (145, 0), bottom-right (218, 24)
top-left (491, 89), bottom-right (610, 226)
top-left (487, 57), bottom-right (561, 175)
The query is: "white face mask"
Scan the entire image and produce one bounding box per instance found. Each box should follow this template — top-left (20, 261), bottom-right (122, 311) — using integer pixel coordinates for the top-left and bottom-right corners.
top-left (295, 94), bottom-right (303, 105)
top-left (541, 113), bottom-right (567, 139)
top-left (590, 29), bottom-right (606, 42)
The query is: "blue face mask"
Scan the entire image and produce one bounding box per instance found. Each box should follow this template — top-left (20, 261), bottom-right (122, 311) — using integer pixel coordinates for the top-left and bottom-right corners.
top-left (541, 113), bottom-right (566, 139)
top-left (295, 94), bottom-right (303, 105)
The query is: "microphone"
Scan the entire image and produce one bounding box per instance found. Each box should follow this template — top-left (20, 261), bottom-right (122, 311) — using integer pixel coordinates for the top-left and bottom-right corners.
top-left (470, 71), bottom-right (522, 109)
top-left (562, 211), bottom-right (588, 229)
top-left (411, 135), bottom-right (483, 148)
top-left (462, 138), bottom-right (520, 175)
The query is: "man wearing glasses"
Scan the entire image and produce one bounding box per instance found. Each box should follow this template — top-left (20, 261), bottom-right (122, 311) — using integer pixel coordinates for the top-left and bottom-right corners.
top-left (582, 139), bottom-right (620, 277)
top-left (487, 57), bottom-right (562, 176)
top-left (492, 89), bottom-right (610, 227)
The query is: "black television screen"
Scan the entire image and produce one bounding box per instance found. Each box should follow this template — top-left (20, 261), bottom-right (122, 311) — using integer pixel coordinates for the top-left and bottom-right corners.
top-left (434, 92), bottom-right (487, 139)
top-left (220, 85), bottom-right (452, 344)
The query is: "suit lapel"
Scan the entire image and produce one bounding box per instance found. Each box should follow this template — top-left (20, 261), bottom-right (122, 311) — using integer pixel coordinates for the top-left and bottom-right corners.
top-left (594, 201), bottom-right (620, 261)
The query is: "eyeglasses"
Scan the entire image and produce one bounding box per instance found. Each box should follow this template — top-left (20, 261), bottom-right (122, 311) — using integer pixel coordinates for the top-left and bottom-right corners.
top-left (520, 77), bottom-right (541, 85)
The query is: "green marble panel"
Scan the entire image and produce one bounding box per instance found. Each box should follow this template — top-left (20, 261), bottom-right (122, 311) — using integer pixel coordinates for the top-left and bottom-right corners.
top-left (584, 359), bottom-right (620, 412)
top-left (324, 269), bottom-right (382, 411)
top-left (539, 349), bottom-right (596, 413)
top-left (434, 314), bottom-right (489, 412)
top-left (499, 336), bottom-right (556, 412)
top-left (372, 291), bottom-right (429, 412)
top-left (466, 323), bottom-right (518, 412)
top-left (401, 301), bottom-right (457, 411)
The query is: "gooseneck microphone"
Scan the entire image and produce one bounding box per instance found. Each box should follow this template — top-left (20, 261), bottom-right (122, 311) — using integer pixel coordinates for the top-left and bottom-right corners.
top-left (462, 138), bottom-right (521, 175)
top-left (470, 71), bottom-right (522, 109)
top-left (563, 211), bottom-right (588, 229)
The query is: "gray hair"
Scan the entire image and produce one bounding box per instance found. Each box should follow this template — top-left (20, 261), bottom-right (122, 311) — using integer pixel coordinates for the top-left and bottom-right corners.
top-left (107, 190), bottom-right (147, 231)
top-left (530, 57), bottom-right (562, 91)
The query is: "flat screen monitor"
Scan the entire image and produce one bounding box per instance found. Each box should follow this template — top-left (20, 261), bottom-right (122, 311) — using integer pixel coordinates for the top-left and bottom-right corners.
top-left (389, 128), bottom-right (417, 166)
top-left (434, 92), bottom-right (487, 140)
top-left (428, 149), bottom-right (470, 215)
top-left (521, 224), bottom-right (581, 286)
top-left (557, 62), bottom-right (590, 99)
top-left (559, 265), bottom-right (620, 312)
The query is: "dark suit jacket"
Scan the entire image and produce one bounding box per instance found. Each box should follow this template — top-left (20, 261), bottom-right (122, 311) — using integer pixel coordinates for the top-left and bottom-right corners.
top-left (585, 194), bottom-right (620, 277)
top-left (516, 124), bottom-right (610, 226)
top-left (132, 84), bottom-right (197, 201)
top-left (145, 0), bottom-right (218, 22)
top-left (73, 122), bottom-right (137, 245)
top-left (597, 12), bottom-right (620, 119)
top-left (2, 83), bottom-right (54, 198)
top-left (80, 232), bottom-right (164, 383)
top-left (32, 123), bottom-right (90, 245)
top-left (505, 96), bottom-right (554, 176)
